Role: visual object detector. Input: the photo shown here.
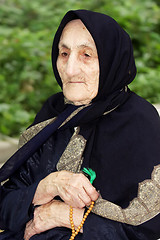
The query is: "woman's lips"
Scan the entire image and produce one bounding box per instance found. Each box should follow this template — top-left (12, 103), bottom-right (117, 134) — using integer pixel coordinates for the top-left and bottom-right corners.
top-left (69, 81), bottom-right (84, 83)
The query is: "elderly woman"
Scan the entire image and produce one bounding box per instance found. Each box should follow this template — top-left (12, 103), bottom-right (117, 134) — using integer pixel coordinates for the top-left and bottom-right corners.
top-left (0, 10), bottom-right (160, 240)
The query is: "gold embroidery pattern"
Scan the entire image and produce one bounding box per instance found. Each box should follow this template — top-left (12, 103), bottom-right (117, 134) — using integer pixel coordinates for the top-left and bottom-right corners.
top-left (92, 164), bottom-right (160, 226)
top-left (18, 105), bottom-right (88, 148)
top-left (57, 127), bottom-right (86, 173)
top-left (103, 105), bottom-right (119, 115)
top-left (18, 103), bottom-right (116, 149)
top-left (18, 117), bottom-right (56, 148)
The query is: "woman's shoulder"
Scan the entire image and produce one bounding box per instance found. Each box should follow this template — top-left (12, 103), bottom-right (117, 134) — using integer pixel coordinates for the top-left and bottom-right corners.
top-left (100, 91), bottom-right (160, 128)
top-left (126, 92), bottom-right (159, 116)
top-left (18, 117), bottom-right (56, 149)
top-left (18, 92), bottom-right (64, 148)
top-left (113, 92), bottom-right (159, 120)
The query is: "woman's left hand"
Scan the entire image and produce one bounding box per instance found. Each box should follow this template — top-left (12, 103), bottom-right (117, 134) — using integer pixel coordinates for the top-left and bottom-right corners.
top-left (24, 200), bottom-right (60, 240)
top-left (24, 200), bottom-right (84, 240)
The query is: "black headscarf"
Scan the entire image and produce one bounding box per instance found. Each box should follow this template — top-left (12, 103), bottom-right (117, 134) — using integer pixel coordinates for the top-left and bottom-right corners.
top-left (32, 10), bottom-right (137, 126)
top-left (52, 10), bottom-right (136, 100)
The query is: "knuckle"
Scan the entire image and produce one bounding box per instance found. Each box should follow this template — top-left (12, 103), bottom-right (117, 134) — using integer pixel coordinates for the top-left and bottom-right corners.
top-left (34, 223), bottom-right (39, 232)
top-left (66, 196), bottom-right (72, 203)
top-left (33, 220), bottom-right (41, 233)
top-left (34, 208), bottom-right (40, 217)
top-left (79, 173), bottom-right (84, 178)
top-left (85, 199), bottom-right (91, 205)
top-left (77, 173), bottom-right (85, 181)
top-left (89, 187), bottom-right (96, 194)
top-left (92, 192), bottom-right (99, 200)
top-left (63, 193), bottom-right (73, 204)
top-left (79, 202), bottom-right (85, 208)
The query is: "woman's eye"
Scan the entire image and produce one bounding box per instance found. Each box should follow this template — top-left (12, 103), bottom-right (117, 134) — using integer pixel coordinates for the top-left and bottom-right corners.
top-left (84, 53), bottom-right (91, 57)
top-left (61, 52), bottom-right (68, 57)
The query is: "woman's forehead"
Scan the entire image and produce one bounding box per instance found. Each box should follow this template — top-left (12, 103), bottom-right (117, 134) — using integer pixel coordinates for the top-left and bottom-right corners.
top-left (58, 19), bottom-right (97, 50)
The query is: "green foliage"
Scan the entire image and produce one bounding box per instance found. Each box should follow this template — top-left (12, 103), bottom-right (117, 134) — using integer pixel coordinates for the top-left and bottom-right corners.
top-left (0, 0), bottom-right (160, 136)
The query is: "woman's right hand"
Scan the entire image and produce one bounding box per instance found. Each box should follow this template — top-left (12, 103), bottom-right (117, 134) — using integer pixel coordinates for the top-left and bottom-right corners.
top-left (33, 170), bottom-right (99, 208)
top-left (24, 199), bottom-right (85, 240)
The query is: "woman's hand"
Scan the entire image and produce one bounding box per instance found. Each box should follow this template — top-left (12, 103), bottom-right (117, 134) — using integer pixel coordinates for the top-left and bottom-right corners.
top-left (24, 200), bottom-right (63, 240)
top-left (52, 170), bottom-right (99, 208)
top-left (24, 200), bottom-right (85, 240)
top-left (33, 170), bottom-right (99, 208)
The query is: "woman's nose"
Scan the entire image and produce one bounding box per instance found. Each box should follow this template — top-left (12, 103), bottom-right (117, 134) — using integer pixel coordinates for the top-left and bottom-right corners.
top-left (65, 54), bottom-right (81, 77)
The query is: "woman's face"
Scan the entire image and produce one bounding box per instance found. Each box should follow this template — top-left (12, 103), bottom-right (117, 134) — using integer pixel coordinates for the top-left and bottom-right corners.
top-left (57, 19), bottom-right (99, 105)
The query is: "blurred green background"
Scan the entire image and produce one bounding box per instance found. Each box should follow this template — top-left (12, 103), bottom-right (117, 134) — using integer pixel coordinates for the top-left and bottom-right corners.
top-left (0, 0), bottom-right (160, 137)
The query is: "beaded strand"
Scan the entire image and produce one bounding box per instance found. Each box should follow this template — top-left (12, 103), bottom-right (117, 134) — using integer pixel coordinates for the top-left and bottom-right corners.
top-left (69, 201), bottom-right (95, 240)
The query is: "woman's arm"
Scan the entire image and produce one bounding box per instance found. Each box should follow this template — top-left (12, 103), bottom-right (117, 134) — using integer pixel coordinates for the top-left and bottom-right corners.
top-left (0, 165), bottom-right (98, 232)
top-left (24, 200), bottom-right (85, 240)
top-left (24, 200), bottom-right (154, 240)
top-left (32, 170), bottom-right (99, 208)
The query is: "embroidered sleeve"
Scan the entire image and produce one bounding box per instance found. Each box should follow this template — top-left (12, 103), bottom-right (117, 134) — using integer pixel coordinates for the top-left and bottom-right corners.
top-left (18, 118), bottom-right (56, 149)
top-left (92, 164), bottom-right (160, 226)
top-left (57, 127), bottom-right (86, 173)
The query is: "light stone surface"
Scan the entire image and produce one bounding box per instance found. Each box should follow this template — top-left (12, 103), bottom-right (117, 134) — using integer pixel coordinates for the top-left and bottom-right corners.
top-left (154, 104), bottom-right (160, 116)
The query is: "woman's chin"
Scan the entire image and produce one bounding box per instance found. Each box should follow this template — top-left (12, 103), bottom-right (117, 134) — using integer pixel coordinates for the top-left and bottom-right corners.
top-left (65, 95), bottom-right (90, 106)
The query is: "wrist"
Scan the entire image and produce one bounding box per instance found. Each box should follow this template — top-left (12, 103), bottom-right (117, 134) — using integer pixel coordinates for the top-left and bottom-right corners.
top-left (72, 207), bottom-right (85, 229)
top-left (53, 201), bottom-right (85, 230)
top-left (45, 172), bottom-right (58, 197)
top-left (32, 172), bottom-right (58, 205)
top-left (32, 180), bottom-right (44, 205)
top-left (52, 201), bottom-right (70, 228)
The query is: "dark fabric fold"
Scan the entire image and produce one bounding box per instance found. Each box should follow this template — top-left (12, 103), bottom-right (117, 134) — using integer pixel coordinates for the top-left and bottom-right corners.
top-left (0, 104), bottom-right (79, 183)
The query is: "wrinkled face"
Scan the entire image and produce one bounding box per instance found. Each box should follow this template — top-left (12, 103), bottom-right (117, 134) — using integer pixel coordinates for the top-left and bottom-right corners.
top-left (57, 19), bottom-right (99, 105)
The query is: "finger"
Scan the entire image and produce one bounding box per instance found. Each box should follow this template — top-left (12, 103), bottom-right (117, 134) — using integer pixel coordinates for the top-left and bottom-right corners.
top-left (67, 188), bottom-right (91, 208)
top-left (60, 181), bottom-right (92, 208)
top-left (24, 227), bottom-right (34, 240)
top-left (75, 193), bottom-right (86, 208)
top-left (83, 184), bottom-right (99, 201)
top-left (26, 219), bottom-right (34, 229)
top-left (62, 191), bottom-right (85, 209)
top-left (78, 189), bottom-right (92, 206)
top-left (77, 173), bottom-right (98, 200)
top-left (24, 220), bottom-right (37, 240)
top-left (24, 226), bottom-right (34, 240)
